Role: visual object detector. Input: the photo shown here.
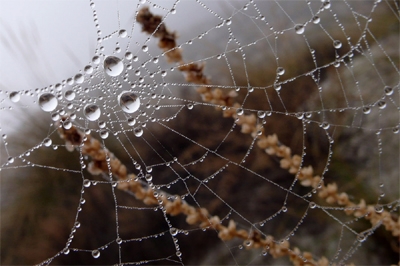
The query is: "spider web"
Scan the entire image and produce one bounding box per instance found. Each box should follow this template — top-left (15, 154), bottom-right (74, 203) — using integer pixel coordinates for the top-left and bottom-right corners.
top-left (0, 0), bottom-right (399, 265)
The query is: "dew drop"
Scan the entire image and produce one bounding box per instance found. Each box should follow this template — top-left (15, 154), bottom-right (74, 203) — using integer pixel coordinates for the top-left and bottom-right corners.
top-left (134, 127), bottom-right (143, 137)
top-left (187, 103), bottom-right (194, 110)
top-left (257, 111), bottom-right (266, 118)
top-left (309, 202), bottom-right (317, 209)
top-left (127, 117), bottom-right (136, 126)
top-left (170, 227), bottom-right (178, 236)
top-left (100, 130), bottom-right (109, 139)
top-left (74, 73), bottom-right (84, 84)
top-left (321, 122), bottom-right (330, 129)
top-left (119, 29), bottom-right (127, 38)
top-left (312, 16), bottom-right (320, 24)
top-left (84, 65), bottom-right (93, 74)
top-left (357, 234), bottom-right (366, 243)
top-left (43, 138), bottom-right (52, 147)
top-left (84, 104), bottom-right (101, 121)
top-left (384, 86), bottom-right (393, 96)
top-left (295, 24), bottom-right (305, 34)
top-left (393, 127), bottom-right (399, 134)
top-left (282, 206), bottom-right (288, 212)
top-left (142, 45), bottom-right (148, 52)
top-left (146, 166), bottom-right (153, 173)
top-left (63, 120), bottom-right (72, 130)
top-left (92, 249), bottom-right (100, 259)
top-left (64, 90), bottom-right (76, 101)
top-left (74, 221), bottom-right (81, 228)
top-left (145, 174), bottom-right (153, 182)
top-left (125, 52), bottom-right (133, 60)
top-left (63, 248), bottom-right (70, 255)
top-left (374, 205), bottom-right (383, 213)
top-left (104, 56), bottom-right (124, 77)
top-left (362, 106), bottom-right (371, 114)
top-left (7, 157), bottom-right (14, 164)
top-left (118, 91), bottom-right (140, 113)
top-left (9, 91), bottom-right (20, 102)
top-left (236, 108), bottom-right (244, 115)
top-left (92, 56), bottom-right (100, 64)
top-left (276, 67), bottom-right (285, 76)
top-left (333, 40), bottom-right (342, 49)
top-left (39, 93), bottom-right (58, 112)
top-left (83, 179), bottom-right (91, 187)
top-left (377, 100), bottom-right (386, 109)
top-left (116, 237), bottom-right (123, 244)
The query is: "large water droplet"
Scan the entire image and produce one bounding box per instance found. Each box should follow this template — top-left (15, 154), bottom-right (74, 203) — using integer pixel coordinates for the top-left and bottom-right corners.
top-left (84, 104), bottom-right (101, 121)
top-left (384, 86), bottom-right (393, 96)
top-left (118, 91), bottom-right (140, 113)
top-left (104, 56), bottom-right (124, 77)
top-left (312, 16), bottom-right (320, 24)
top-left (9, 91), bottom-right (20, 102)
top-left (276, 67), bottom-right (285, 76)
top-left (39, 93), bottom-right (58, 112)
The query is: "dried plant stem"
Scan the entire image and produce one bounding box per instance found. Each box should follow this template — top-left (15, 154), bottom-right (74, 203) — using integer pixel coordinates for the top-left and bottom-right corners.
top-left (56, 122), bottom-right (325, 266)
top-left (136, 6), bottom-right (399, 239)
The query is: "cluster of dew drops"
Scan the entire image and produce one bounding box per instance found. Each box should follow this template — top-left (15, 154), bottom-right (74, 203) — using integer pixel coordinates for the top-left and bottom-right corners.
top-left (7, 28), bottom-right (144, 143)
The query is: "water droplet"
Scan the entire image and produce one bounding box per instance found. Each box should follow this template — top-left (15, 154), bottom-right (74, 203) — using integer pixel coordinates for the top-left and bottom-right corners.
top-left (312, 16), bottom-right (320, 24)
top-left (43, 138), bottom-right (52, 147)
top-left (236, 108), bottom-right (244, 115)
top-left (374, 205), bottom-right (383, 213)
top-left (92, 56), bottom-right (100, 64)
top-left (119, 29), bottom-right (127, 38)
top-left (127, 117), bottom-right (136, 126)
top-left (116, 237), bottom-right (123, 244)
top-left (295, 24), bottom-right (305, 34)
top-left (63, 248), bottom-right (70, 255)
top-left (334, 60), bottom-right (340, 68)
top-left (39, 93), bottom-right (58, 112)
top-left (98, 120), bottom-right (106, 128)
top-left (226, 19), bottom-right (232, 26)
top-left (321, 122), bottom-right (330, 129)
top-left (357, 234), bottom-right (366, 243)
top-left (362, 106), bottom-right (371, 114)
top-left (393, 127), bottom-right (399, 134)
top-left (74, 221), bottom-right (81, 228)
top-left (100, 130), bottom-right (109, 139)
top-left (282, 206), bottom-right (287, 212)
top-left (63, 120), bottom-right (72, 130)
top-left (74, 73), bottom-right (84, 84)
top-left (333, 40), bottom-right (342, 49)
top-left (104, 56), bottom-right (124, 77)
top-left (170, 227), bottom-right (178, 236)
top-left (142, 45), bottom-right (148, 52)
top-left (118, 91), bottom-right (140, 113)
top-left (83, 179), bottom-right (91, 187)
top-left (309, 202), bottom-right (317, 209)
top-left (84, 65), bottom-right (93, 74)
top-left (7, 157), bottom-right (14, 164)
top-left (125, 52), bottom-right (133, 60)
top-left (134, 127), bottom-right (143, 137)
top-left (277, 67), bottom-right (285, 76)
top-left (145, 174), bottom-right (153, 182)
top-left (64, 90), bottom-right (76, 101)
top-left (377, 100), bottom-right (386, 109)
top-left (84, 104), bottom-right (101, 121)
top-left (257, 111), bottom-right (266, 118)
top-left (187, 103), bottom-right (194, 110)
top-left (146, 166), bottom-right (153, 173)
top-left (384, 86), bottom-right (393, 96)
top-left (9, 91), bottom-right (20, 102)
top-left (92, 249), bottom-right (100, 258)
